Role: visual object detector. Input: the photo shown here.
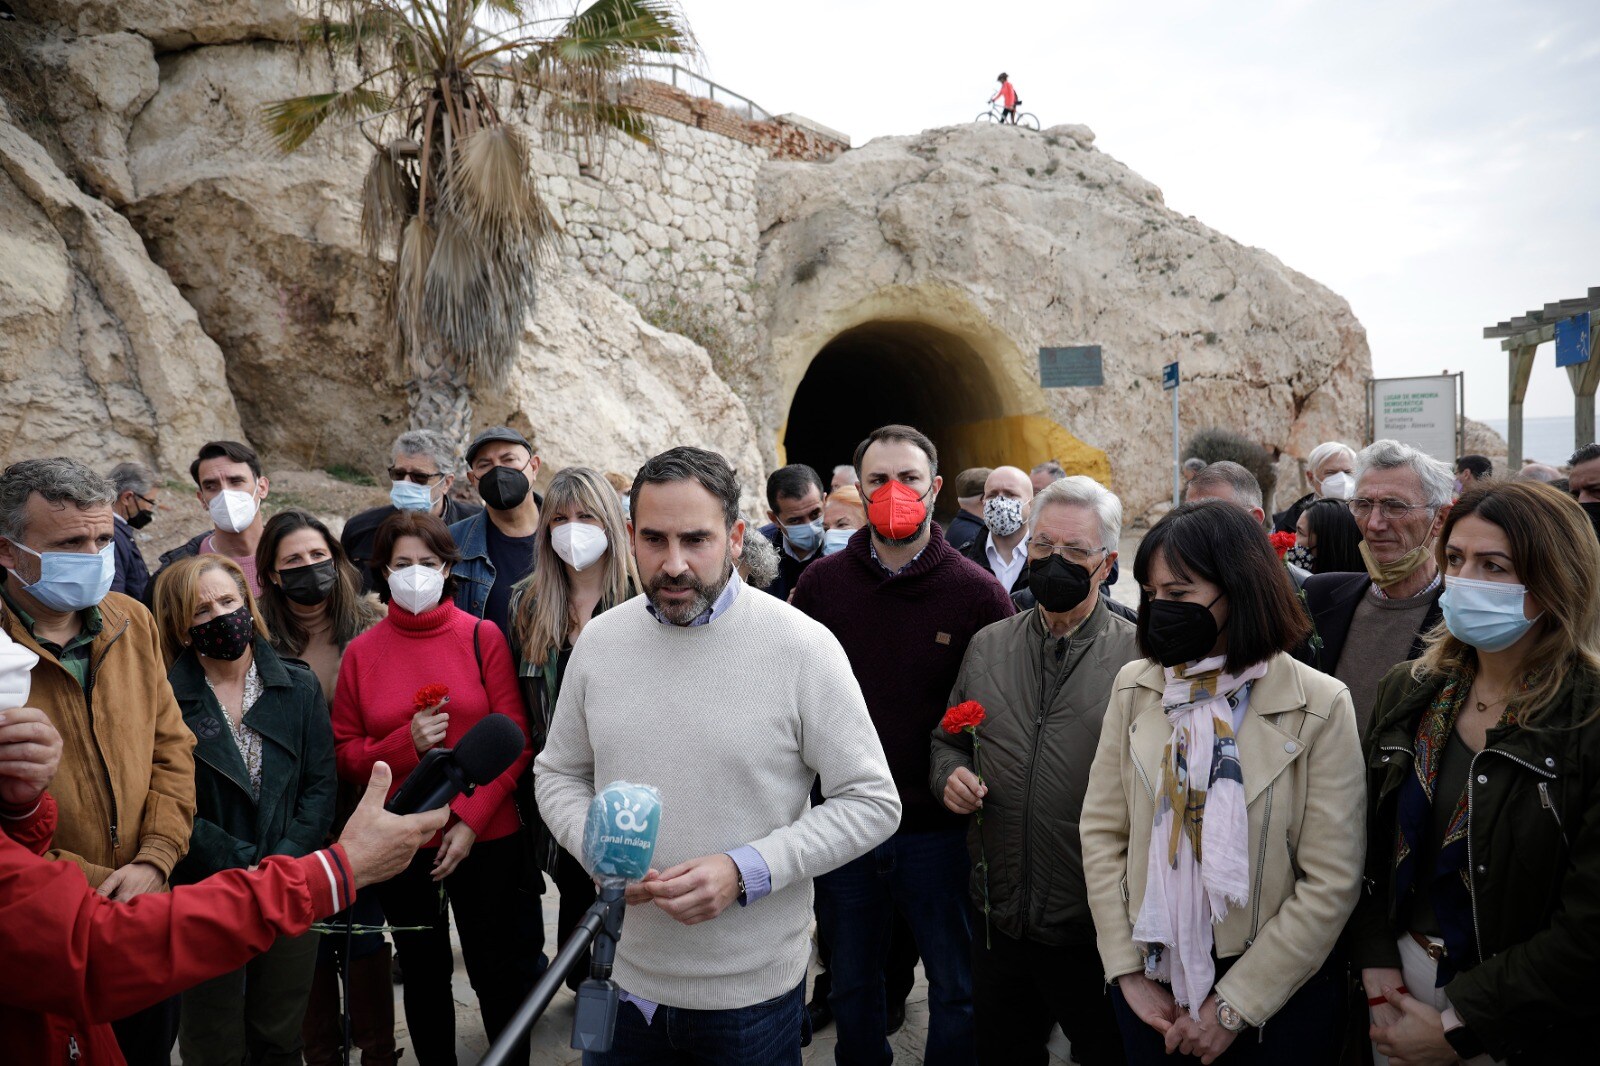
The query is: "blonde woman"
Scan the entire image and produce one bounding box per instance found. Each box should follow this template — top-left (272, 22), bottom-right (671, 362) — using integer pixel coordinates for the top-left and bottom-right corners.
top-left (1081, 500), bottom-right (1365, 1064)
top-left (1349, 481), bottom-right (1600, 1065)
top-left (509, 466), bottom-right (637, 988)
top-left (152, 555), bottom-right (335, 1065)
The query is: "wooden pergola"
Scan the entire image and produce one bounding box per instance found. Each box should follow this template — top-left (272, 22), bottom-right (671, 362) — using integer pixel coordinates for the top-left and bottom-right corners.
top-left (1483, 286), bottom-right (1600, 467)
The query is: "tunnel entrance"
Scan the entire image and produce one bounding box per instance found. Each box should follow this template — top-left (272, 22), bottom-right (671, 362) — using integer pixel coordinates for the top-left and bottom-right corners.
top-left (782, 320), bottom-right (1007, 515)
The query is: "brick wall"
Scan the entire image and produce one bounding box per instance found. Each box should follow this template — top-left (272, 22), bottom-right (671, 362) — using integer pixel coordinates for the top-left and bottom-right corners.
top-left (619, 79), bottom-right (848, 162)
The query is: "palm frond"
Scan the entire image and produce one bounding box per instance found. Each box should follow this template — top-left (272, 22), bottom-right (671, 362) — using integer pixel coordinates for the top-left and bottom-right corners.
top-left (264, 85), bottom-right (393, 153)
top-left (360, 146), bottom-right (416, 258)
top-left (555, 0), bottom-right (694, 61)
top-left (393, 215), bottom-right (437, 377)
top-left (440, 125), bottom-right (557, 253)
top-left (549, 96), bottom-right (654, 146)
top-left (421, 214), bottom-right (534, 386)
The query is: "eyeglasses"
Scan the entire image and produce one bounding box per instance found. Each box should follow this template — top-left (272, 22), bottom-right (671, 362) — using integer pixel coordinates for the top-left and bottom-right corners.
top-left (1348, 498), bottom-right (1434, 521)
top-left (388, 468), bottom-right (446, 485)
top-left (1026, 539), bottom-right (1108, 565)
top-left (135, 493), bottom-right (156, 508)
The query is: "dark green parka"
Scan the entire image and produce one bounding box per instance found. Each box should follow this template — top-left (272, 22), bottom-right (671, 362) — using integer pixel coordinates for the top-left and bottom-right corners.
top-left (169, 638), bottom-right (337, 883)
top-left (1347, 662), bottom-right (1600, 1062)
top-left (929, 599), bottom-right (1139, 945)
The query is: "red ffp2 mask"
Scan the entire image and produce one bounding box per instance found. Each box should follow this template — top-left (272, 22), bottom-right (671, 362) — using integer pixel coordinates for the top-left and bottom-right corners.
top-left (866, 480), bottom-right (930, 540)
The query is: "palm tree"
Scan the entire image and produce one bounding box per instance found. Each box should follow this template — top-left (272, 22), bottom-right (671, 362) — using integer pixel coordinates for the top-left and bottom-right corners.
top-left (264, 0), bottom-right (694, 446)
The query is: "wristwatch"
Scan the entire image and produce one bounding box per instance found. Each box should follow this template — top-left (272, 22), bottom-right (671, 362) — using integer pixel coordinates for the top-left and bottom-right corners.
top-left (1215, 999), bottom-right (1246, 1033)
top-left (1441, 1007), bottom-right (1485, 1058)
top-left (734, 864), bottom-right (747, 905)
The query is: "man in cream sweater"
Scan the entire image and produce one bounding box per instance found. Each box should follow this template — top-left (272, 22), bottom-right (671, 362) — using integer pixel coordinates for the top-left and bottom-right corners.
top-left (535, 446), bottom-right (901, 1064)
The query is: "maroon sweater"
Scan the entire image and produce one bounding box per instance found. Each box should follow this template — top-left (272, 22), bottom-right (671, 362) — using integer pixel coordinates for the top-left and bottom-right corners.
top-left (792, 522), bottom-right (1015, 833)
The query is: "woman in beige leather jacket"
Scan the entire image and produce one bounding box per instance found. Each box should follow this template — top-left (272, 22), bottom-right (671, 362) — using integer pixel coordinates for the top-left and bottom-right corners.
top-left (1081, 501), bottom-right (1366, 1065)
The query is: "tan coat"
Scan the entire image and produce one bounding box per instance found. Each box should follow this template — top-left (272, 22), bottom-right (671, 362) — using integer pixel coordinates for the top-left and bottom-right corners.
top-left (0, 590), bottom-right (195, 886)
top-left (1080, 651), bottom-right (1365, 1027)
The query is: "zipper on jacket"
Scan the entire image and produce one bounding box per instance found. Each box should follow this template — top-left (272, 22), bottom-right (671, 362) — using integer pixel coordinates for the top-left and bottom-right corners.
top-left (1019, 647), bottom-right (1077, 923)
top-left (1247, 784), bottom-right (1273, 944)
top-left (1536, 782), bottom-right (1568, 846)
top-left (83, 621), bottom-right (130, 854)
top-left (1463, 748), bottom-right (1555, 962)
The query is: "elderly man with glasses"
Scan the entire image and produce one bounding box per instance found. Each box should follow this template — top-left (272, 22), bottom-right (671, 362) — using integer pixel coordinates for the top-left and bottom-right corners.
top-left (341, 429), bottom-right (482, 593)
top-left (929, 474), bottom-right (1138, 1066)
top-left (1294, 439), bottom-right (1452, 733)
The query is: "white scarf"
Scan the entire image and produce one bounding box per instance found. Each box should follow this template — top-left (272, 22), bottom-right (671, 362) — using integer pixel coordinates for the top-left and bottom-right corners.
top-left (1131, 654), bottom-right (1265, 1016)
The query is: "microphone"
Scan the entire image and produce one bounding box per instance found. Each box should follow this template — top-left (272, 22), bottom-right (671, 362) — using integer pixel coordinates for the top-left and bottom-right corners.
top-left (384, 713), bottom-right (525, 815)
top-left (581, 781), bottom-right (663, 883)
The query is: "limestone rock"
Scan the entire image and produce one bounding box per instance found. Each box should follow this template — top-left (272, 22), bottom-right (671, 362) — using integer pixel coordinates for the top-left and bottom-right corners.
top-left (24, 0), bottom-right (300, 52)
top-left (29, 31), bottom-right (158, 204)
top-left (754, 122), bottom-right (1371, 518)
top-left (0, 98), bottom-right (245, 476)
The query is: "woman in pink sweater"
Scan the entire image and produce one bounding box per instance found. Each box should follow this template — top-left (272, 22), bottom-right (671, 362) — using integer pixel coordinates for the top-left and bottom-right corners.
top-left (332, 511), bottom-right (534, 1066)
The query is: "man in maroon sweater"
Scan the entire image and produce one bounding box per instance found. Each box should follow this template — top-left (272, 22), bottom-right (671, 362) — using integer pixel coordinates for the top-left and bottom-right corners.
top-left (792, 424), bottom-right (1014, 1066)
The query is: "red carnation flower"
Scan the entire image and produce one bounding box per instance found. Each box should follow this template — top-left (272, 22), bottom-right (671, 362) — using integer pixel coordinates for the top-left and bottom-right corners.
top-left (1269, 531), bottom-right (1296, 560)
top-left (413, 683), bottom-right (450, 713)
top-left (941, 700), bottom-right (986, 735)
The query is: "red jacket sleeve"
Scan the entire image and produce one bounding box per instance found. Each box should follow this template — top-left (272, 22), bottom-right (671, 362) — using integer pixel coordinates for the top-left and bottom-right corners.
top-left (449, 621), bottom-right (533, 835)
top-left (0, 813), bottom-right (350, 1025)
top-left (1, 792), bottom-right (58, 856)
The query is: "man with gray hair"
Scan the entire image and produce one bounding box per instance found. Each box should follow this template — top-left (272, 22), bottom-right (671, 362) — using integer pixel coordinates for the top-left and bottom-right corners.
top-left (1029, 459), bottom-right (1067, 494)
top-left (341, 428), bottom-right (482, 593)
top-left (1295, 439), bottom-right (1451, 732)
top-left (0, 457), bottom-right (196, 1062)
top-left (1186, 460), bottom-right (1310, 589)
top-left (107, 461), bottom-right (159, 601)
top-left (930, 474), bottom-right (1138, 1064)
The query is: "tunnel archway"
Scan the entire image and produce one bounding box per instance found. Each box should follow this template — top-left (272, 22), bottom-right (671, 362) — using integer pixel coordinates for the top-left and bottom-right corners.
top-left (782, 318), bottom-right (1100, 517)
top-left (783, 321), bottom-right (1004, 515)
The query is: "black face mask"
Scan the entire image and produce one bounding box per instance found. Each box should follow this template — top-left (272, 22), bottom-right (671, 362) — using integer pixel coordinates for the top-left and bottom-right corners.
top-left (1028, 554), bottom-right (1094, 613)
top-left (128, 507), bottom-right (155, 530)
top-left (188, 604), bottom-right (256, 662)
top-left (478, 465), bottom-right (530, 511)
top-left (278, 559), bottom-right (337, 606)
top-left (1143, 594), bottom-right (1222, 668)
top-left (1582, 502), bottom-right (1600, 544)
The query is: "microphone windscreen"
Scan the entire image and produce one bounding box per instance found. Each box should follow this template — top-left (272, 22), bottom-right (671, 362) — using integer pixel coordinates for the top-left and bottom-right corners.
top-left (451, 714), bottom-right (526, 785)
top-left (582, 781), bottom-right (662, 883)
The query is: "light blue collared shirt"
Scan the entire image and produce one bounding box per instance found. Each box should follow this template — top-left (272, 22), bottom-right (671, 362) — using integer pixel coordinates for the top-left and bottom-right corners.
top-left (623, 574), bottom-right (769, 1023)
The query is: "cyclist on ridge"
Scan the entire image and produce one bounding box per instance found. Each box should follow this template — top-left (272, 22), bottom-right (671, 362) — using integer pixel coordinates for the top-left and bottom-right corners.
top-left (991, 73), bottom-right (1019, 124)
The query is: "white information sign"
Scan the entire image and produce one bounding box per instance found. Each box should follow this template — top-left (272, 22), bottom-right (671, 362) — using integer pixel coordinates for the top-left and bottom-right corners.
top-left (1368, 375), bottom-right (1460, 461)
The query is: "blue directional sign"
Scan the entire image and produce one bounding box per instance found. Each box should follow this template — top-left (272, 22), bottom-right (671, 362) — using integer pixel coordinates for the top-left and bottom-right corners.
top-left (1162, 362), bottom-right (1179, 390)
top-left (1556, 313), bottom-right (1591, 368)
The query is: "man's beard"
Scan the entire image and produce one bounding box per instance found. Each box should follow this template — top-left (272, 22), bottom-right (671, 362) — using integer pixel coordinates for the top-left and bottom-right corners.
top-left (645, 549), bottom-right (735, 625)
top-left (872, 513), bottom-right (932, 549)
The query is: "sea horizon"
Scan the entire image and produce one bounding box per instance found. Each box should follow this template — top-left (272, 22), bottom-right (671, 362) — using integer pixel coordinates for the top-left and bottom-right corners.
top-left (1482, 414), bottom-right (1579, 467)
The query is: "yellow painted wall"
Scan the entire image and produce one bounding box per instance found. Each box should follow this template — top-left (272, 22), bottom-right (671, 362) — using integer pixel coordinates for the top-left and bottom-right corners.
top-left (943, 414), bottom-right (1113, 489)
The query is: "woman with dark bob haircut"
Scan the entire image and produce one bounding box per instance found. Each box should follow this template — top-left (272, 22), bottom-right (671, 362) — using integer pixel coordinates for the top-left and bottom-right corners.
top-left (1348, 481), bottom-right (1600, 1065)
top-left (331, 510), bottom-right (535, 1064)
top-left (1082, 501), bottom-right (1366, 1064)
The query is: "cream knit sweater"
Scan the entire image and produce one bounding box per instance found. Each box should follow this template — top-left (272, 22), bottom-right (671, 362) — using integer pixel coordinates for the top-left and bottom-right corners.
top-left (534, 586), bottom-right (901, 1009)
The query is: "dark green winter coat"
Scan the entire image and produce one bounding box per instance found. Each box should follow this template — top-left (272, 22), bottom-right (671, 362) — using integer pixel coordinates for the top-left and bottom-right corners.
top-left (929, 599), bottom-right (1138, 945)
top-left (169, 638), bottom-right (336, 883)
top-left (1347, 661), bottom-right (1600, 1062)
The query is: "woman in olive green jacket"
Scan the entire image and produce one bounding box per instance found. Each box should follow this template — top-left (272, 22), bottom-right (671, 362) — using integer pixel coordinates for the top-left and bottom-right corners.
top-left (154, 555), bottom-right (335, 1065)
top-left (1348, 481), bottom-right (1600, 1065)
top-left (1081, 501), bottom-right (1365, 1064)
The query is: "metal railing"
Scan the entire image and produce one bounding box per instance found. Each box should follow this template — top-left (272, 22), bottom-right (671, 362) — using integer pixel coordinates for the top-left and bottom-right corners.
top-left (627, 63), bottom-right (774, 123)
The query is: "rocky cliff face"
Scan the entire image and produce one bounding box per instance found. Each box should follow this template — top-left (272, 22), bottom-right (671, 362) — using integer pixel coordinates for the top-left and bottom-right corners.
top-left (3, 1), bottom-right (1370, 523)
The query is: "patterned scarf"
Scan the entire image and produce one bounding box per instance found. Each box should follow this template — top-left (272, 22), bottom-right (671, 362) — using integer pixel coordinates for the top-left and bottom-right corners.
top-left (1393, 675), bottom-right (1525, 983)
top-left (1133, 655), bottom-right (1267, 1016)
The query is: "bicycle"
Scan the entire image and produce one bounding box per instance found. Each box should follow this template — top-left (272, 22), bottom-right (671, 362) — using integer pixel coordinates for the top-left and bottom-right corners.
top-left (976, 100), bottom-right (1040, 130)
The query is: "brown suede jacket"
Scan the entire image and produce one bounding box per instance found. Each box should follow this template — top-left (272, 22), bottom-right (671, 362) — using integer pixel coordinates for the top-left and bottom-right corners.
top-left (0, 584), bottom-right (195, 887)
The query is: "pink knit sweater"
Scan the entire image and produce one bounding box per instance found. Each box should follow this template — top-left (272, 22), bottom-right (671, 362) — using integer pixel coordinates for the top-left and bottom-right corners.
top-left (332, 600), bottom-right (531, 845)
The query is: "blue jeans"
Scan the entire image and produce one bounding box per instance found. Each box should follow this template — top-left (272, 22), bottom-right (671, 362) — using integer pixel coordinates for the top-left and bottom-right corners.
top-left (585, 979), bottom-right (806, 1065)
top-left (816, 829), bottom-right (974, 1066)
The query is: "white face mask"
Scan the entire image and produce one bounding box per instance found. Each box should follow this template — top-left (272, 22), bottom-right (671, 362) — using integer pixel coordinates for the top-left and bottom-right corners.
top-left (388, 564), bottom-right (445, 614)
top-left (1319, 471), bottom-right (1354, 501)
top-left (0, 626), bottom-right (40, 708)
top-left (551, 523), bottom-right (609, 572)
top-left (208, 488), bottom-right (260, 533)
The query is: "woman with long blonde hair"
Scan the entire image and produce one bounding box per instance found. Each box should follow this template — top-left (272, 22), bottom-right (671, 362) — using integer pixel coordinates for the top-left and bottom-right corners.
top-left (509, 465), bottom-right (637, 987)
top-left (1349, 480), bottom-right (1600, 1065)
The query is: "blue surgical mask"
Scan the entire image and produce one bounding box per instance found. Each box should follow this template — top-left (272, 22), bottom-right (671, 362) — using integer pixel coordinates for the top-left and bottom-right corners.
top-left (1440, 575), bottom-right (1541, 653)
top-left (390, 479), bottom-right (435, 512)
top-left (782, 519), bottom-right (824, 554)
top-left (7, 542), bottom-right (115, 612)
top-left (823, 528), bottom-right (854, 556)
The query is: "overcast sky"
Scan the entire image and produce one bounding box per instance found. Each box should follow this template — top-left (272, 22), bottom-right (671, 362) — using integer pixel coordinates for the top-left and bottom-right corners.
top-left (673, 0), bottom-right (1596, 421)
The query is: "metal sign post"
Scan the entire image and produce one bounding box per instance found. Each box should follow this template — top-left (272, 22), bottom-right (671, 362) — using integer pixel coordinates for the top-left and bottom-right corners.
top-left (1163, 362), bottom-right (1180, 505)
